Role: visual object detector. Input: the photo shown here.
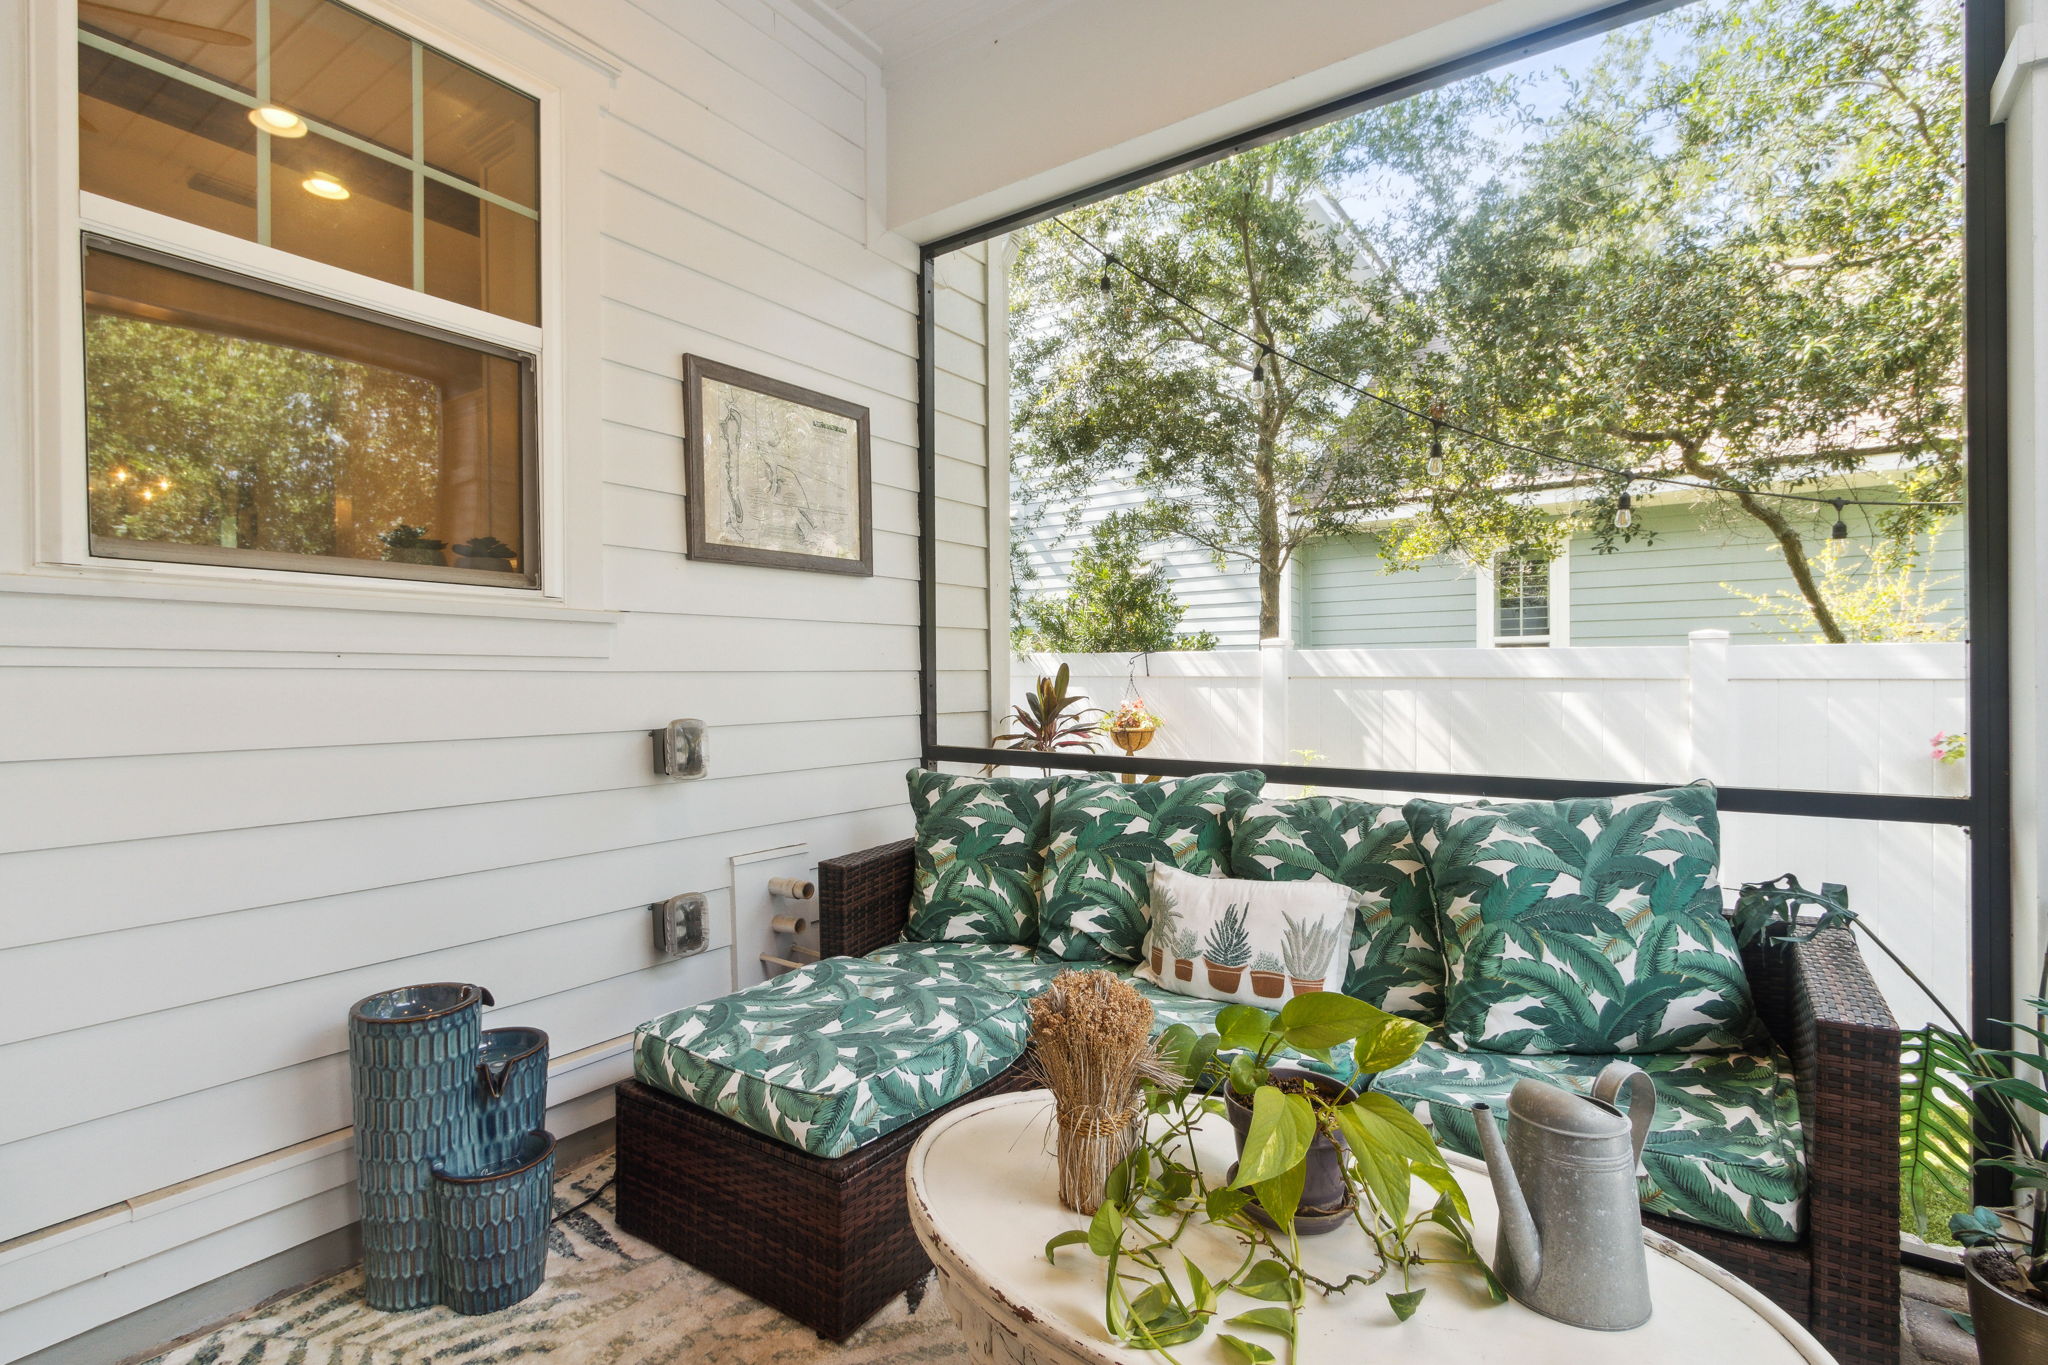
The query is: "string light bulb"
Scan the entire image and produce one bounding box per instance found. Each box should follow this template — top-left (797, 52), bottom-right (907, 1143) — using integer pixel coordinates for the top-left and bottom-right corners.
top-left (1099, 256), bottom-right (1113, 296)
top-left (1831, 499), bottom-right (1848, 540)
top-left (1615, 488), bottom-right (1634, 530)
top-left (1251, 344), bottom-right (1268, 386)
top-left (1427, 423), bottom-right (1445, 480)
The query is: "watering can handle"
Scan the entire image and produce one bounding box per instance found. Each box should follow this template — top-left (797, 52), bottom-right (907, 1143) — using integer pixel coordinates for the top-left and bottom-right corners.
top-left (1592, 1061), bottom-right (1654, 1164)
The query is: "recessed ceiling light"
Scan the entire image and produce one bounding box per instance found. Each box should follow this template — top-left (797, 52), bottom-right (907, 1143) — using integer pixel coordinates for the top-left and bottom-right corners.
top-left (302, 173), bottom-right (350, 201)
top-left (247, 105), bottom-right (308, 138)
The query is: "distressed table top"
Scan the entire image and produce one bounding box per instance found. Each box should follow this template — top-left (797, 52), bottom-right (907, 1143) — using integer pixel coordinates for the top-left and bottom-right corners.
top-left (906, 1090), bottom-right (1834, 1365)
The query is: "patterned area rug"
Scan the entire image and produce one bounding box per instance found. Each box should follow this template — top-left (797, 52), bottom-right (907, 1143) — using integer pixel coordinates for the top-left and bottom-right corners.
top-left (136, 1154), bottom-right (970, 1364)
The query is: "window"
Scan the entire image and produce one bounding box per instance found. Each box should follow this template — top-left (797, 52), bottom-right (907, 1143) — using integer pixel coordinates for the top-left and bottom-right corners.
top-left (1490, 551), bottom-right (1555, 647)
top-left (76, 0), bottom-right (541, 586)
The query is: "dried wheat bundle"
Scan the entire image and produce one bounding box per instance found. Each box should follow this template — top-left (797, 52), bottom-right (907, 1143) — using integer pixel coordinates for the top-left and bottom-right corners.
top-left (1028, 970), bottom-right (1174, 1214)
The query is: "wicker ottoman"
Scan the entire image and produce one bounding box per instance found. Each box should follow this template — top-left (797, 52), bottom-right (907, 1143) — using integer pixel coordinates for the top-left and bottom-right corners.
top-left (614, 1065), bottom-right (1040, 1341)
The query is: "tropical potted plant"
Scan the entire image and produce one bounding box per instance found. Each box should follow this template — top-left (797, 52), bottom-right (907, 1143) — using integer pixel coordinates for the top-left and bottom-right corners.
top-left (1247, 952), bottom-right (1287, 1000)
top-left (1203, 903), bottom-right (1251, 993)
top-left (1046, 992), bottom-right (1499, 1354)
top-left (379, 523), bottom-right (445, 566)
top-left (991, 664), bottom-right (1103, 773)
top-left (452, 534), bottom-right (519, 573)
top-left (1281, 913), bottom-right (1347, 995)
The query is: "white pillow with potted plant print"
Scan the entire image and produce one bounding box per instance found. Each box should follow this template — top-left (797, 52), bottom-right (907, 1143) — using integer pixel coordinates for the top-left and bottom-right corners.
top-left (1137, 863), bottom-right (1358, 1009)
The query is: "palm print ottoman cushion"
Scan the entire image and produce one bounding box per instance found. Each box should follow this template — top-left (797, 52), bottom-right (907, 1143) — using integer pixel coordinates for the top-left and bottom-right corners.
top-left (1229, 795), bottom-right (1445, 1021)
top-left (631, 958), bottom-right (1029, 1158)
top-left (1375, 1042), bottom-right (1807, 1241)
top-left (1039, 770), bottom-right (1266, 963)
top-left (1135, 863), bottom-right (1356, 1008)
top-left (1404, 785), bottom-right (1758, 1054)
top-left (862, 939), bottom-right (1071, 997)
top-left (903, 770), bottom-right (1057, 944)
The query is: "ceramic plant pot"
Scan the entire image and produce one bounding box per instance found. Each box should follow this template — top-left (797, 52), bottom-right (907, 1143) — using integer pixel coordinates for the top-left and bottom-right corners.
top-left (385, 546), bottom-right (444, 566)
top-left (1966, 1248), bottom-right (2048, 1365)
top-left (456, 554), bottom-right (517, 574)
top-left (1207, 962), bottom-right (1244, 993)
top-left (1249, 969), bottom-right (1286, 999)
top-left (1224, 1067), bottom-right (1357, 1235)
top-left (1173, 957), bottom-right (1194, 981)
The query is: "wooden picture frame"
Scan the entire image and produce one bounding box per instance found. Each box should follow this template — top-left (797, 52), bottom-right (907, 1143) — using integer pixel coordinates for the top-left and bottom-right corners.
top-left (682, 354), bottom-right (873, 576)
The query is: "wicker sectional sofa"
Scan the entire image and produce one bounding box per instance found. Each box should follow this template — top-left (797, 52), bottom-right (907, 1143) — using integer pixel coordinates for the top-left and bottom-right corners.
top-left (615, 835), bottom-right (1901, 1365)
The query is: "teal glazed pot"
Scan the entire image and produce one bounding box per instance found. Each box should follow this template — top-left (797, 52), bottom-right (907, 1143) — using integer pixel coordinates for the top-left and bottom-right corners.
top-left (475, 1027), bottom-right (550, 1167)
top-left (348, 982), bottom-right (492, 1310)
top-left (431, 1130), bottom-right (558, 1315)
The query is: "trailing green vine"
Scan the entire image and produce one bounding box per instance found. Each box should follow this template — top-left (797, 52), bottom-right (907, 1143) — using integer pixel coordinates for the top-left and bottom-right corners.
top-left (1045, 992), bottom-right (1501, 1358)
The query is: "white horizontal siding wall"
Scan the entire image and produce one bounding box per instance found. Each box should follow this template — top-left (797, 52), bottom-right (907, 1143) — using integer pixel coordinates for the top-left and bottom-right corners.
top-left (0, 2), bottom-right (930, 1358)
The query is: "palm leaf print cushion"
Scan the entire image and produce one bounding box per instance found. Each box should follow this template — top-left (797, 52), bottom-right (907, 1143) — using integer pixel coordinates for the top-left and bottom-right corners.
top-left (1229, 795), bottom-right (1444, 1022)
top-left (632, 957), bottom-right (1029, 1157)
top-left (904, 770), bottom-right (1056, 944)
top-left (1403, 785), bottom-right (1758, 1054)
top-left (1039, 770), bottom-right (1265, 962)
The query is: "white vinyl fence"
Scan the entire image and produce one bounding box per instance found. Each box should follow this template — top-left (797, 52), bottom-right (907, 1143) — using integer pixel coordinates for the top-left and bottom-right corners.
top-left (1014, 632), bottom-right (1969, 1026)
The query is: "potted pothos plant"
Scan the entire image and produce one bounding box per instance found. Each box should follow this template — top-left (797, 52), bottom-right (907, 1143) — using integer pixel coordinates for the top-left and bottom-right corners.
top-left (1046, 992), bottom-right (1499, 1359)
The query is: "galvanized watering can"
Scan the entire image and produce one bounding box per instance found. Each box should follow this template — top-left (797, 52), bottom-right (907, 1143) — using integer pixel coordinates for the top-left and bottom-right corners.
top-left (1472, 1061), bottom-right (1656, 1331)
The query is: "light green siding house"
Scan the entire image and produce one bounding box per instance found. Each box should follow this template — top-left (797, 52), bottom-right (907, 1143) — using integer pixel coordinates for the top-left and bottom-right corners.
top-left (1295, 499), bottom-right (1967, 648)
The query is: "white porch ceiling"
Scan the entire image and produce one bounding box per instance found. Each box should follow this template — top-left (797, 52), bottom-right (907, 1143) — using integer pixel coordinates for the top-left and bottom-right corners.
top-left (810, 0), bottom-right (1081, 69)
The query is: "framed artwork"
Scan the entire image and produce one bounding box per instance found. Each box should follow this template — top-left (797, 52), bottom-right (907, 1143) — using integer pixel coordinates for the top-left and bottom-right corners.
top-left (682, 354), bottom-right (873, 576)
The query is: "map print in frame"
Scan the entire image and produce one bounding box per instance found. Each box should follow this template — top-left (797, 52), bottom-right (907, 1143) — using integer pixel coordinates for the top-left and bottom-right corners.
top-left (682, 354), bottom-right (873, 576)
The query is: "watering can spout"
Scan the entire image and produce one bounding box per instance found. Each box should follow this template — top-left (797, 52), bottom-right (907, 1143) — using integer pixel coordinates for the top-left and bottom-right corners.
top-left (1472, 1101), bottom-right (1542, 1290)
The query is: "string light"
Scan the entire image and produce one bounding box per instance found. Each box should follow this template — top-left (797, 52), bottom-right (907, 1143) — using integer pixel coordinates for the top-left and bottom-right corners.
top-left (1047, 216), bottom-right (1958, 520)
top-left (1831, 499), bottom-right (1849, 540)
top-left (1615, 488), bottom-right (1634, 530)
top-left (1427, 405), bottom-right (1446, 480)
top-left (1099, 255), bottom-right (1114, 296)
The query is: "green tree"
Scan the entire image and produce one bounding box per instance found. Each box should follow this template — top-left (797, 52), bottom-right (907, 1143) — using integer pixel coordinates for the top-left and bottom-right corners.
top-left (1013, 515), bottom-right (1219, 652)
top-left (1011, 106), bottom-right (1548, 642)
top-left (1364, 0), bottom-right (1963, 641)
top-left (1011, 0), bottom-right (1962, 644)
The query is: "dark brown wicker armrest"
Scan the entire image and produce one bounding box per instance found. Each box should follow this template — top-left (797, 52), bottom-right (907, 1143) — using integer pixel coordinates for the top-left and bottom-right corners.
top-left (819, 840), bottom-right (915, 958)
top-left (1748, 925), bottom-right (1899, 1351)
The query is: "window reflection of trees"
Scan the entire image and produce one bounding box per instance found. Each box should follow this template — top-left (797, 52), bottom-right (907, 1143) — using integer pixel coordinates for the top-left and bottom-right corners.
top-left (86, 313), bottom-right (443, 563)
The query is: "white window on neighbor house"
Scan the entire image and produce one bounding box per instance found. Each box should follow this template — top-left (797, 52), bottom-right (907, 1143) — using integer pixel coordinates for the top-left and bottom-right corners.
top-left (73, 0), bottom-right (544, 588)
top-left (1479, 548), bottom-right (1568, 647)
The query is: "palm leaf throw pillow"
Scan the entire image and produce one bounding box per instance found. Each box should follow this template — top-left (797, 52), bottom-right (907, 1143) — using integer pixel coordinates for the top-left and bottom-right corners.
top-left (904, 769), bottom-right (1055, 945)
top-left (1229, 796), bottom-right (1444, 1022)
top-left (1403, 784), bottom-right (1758, 1054)
top-left (1139, 863), bottom-right (1357, 1007)
top-left (1039, 770), bottom-right (1265, 962)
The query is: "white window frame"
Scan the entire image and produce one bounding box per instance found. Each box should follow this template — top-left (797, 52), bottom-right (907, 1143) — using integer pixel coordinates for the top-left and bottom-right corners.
top-left (1476, 544), bottom-right (1570, 648)
top-left (16, 0), bottom-right (613, 615)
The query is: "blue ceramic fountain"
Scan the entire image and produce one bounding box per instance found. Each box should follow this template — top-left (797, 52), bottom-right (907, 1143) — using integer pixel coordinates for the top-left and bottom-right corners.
top-left (347, 983), bottom-right (554, 1314)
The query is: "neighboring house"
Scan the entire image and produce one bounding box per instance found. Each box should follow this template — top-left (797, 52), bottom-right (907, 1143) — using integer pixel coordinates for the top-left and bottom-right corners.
top-left (1015, 481), bottom-right (1967, 648)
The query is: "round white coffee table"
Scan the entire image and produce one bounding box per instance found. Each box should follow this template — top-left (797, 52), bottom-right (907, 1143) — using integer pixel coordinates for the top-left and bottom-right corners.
top-left (906, 1090), bottom-right (1834, 1365)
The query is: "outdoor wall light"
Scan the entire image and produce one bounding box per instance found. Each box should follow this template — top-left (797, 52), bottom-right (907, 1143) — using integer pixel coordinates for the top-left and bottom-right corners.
top-left (302, 172), bottom-right (350, 201)
top-left (247, 105), bottom-right (309, 138)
